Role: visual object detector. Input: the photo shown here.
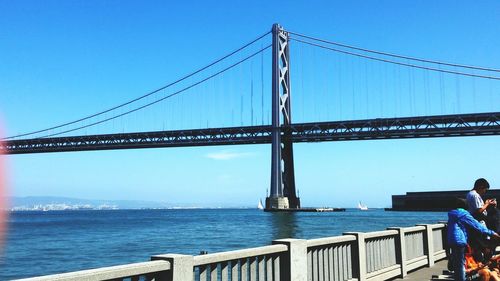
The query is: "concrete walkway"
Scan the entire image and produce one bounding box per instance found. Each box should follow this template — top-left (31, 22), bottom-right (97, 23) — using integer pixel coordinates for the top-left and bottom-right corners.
top-left (391, 259), bottom-right (449, 280)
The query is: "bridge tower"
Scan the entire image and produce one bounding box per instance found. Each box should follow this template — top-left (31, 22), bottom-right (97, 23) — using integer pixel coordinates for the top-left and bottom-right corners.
top-left (265, 24), bottom-right (300, 211)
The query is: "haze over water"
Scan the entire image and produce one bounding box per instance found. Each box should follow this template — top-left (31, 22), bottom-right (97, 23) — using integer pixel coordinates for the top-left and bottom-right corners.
top-left (1, 208), bottom-right (446, 280)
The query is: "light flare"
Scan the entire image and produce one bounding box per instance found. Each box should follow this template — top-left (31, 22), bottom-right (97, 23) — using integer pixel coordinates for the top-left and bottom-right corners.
top-left (0, 120), bottom-right (9, 252)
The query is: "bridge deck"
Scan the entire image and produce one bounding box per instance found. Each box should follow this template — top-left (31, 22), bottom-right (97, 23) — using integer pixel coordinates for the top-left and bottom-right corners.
top-left (3, 112), bottom-right (499, 154)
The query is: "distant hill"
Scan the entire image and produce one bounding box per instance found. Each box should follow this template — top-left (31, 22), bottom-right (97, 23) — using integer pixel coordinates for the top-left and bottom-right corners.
top-left (7, 196), bottom-right (173, 210)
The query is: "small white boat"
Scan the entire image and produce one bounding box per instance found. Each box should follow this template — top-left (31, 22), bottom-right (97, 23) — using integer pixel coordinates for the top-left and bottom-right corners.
top-left (358, 202), bottom-right (368, 210)
top-left (258, 199), bottom-right (264, 210)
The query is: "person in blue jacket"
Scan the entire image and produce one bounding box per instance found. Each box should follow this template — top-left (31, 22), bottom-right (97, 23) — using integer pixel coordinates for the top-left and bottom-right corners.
top-left (448, 198), bottom-right (500, 281)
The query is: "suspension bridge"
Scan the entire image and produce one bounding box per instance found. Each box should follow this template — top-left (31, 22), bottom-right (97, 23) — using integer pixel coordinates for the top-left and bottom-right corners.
top-left (1, 24), bottom-right (499, 211)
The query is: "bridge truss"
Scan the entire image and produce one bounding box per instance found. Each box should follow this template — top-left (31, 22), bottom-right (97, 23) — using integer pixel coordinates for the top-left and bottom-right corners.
top-left (3, 112), bottom-right (499, 155)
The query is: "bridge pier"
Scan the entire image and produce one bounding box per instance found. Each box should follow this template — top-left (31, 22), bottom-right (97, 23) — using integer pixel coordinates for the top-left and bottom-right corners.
top-left (265, 23), bottom-right (300, 211)
top-left (265, 197), bottom-right (289, 210)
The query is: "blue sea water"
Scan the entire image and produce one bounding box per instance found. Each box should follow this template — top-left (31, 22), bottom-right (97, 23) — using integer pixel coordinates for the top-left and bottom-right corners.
top-left (0, 208), bottom-right (446, 280)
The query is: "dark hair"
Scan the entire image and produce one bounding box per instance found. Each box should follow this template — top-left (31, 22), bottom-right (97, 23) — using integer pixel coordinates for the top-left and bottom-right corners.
top-left (474, 178), bottom-right (490, 190)
top-left (454, 197), bottom-right (467, 209)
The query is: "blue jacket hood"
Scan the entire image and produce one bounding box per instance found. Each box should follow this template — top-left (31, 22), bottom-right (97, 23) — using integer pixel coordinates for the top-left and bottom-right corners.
top-left (448, 209), bottom-right (468, 223)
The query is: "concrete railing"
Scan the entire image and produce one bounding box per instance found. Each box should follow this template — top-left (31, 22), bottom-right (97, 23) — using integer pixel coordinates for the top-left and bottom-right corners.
top-left (14, 260), bottom-right (171, 281)
top-left (152, 244), bottom-right (289, 281)
top-left (15, 223), bottom-right (447, 281)
top-left (307, 235), bottom-right (356, 281)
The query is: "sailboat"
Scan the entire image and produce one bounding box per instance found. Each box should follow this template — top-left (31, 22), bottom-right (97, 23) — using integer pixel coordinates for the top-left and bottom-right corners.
top-left (358, 202), bottom-right (368, 210)
top-left (258, 199), bottom-right (264, 210)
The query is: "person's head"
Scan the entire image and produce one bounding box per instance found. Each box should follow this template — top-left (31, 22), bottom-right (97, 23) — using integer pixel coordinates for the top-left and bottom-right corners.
top-left (454, 197), bottom-right (468, 209)
top-left (473, 178), bottom-right (490, 195)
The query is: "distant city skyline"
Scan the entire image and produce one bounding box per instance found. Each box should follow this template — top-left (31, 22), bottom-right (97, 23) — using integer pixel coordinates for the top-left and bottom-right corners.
top-left (1, 1), bottom-right (499, 208)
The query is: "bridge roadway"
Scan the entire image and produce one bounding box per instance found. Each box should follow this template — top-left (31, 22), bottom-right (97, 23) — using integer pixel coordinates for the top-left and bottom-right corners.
top-left (2, 112), bottom-right (499, 154)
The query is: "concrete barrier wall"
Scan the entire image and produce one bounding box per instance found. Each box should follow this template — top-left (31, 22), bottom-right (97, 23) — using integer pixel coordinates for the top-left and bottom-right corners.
top-left (15, 223), bottom-right (447, 281)
top-left (401, 226), bottom-right (428, 272)
top-left (191, 244), bottom-right (288, 281)
top-left (14, 260), bottom-right (171, 281)
top-left (307, 235), bottom-right (356, 281)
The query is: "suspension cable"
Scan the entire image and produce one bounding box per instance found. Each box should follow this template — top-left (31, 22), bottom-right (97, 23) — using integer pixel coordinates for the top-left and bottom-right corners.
top-left (288, 31), bottom-right (500, 73)
top-left (37, 45), bottom-right (272, 139)
top-left (291, 38), bottom-right (500, 80)
top-left (3, 31), bottom-right (271, 140)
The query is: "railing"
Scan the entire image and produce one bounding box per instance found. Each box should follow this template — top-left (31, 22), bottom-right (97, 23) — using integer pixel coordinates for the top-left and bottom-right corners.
top-left (401, 226), bottom-right (427, 272)
top-left (363, 230), bottom-right (399, 280)
top-left (191, 244), bottom-right (288, 281)
top-left (432, 224), bottom-right (447, 260)
top-left (14, 260), bottom-right (171, 281)
top-left (307, 235), bottom-right (356, 281)
top-left (15, 223), bottom-right (447, 281)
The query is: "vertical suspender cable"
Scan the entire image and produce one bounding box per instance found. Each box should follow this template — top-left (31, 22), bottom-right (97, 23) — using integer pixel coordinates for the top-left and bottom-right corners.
top-left (337, 52), bottom-right (344, 121)
top-left (472, 73), bottom-right (477, 112)
top-left (251, 60), bottom-right (254, 126)
top-left (424, 68), bottom-right (429, 115)
top-left (455, 71), bottom-right (461, 113)
top-left (407, 62), bottom-right (413, 116)
top-left (261, 43), bottom-right (264, 126)
top-left (240, 64), bottom-right (243, 126)
top-left (351, 57), bottom-right (356, 118)
top-left (439, 67), bottom-right (445, 114)
top-left (364, 60), bottom-right (369, 118)
top-left (300, 44), bottom-right (305, 122)
top-left (399, 65), bottom-right (404, 116)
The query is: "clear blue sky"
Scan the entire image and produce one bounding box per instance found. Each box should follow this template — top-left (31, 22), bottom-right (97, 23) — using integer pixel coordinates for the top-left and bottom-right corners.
top-left (0, 0), bottom-right (499, 207)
